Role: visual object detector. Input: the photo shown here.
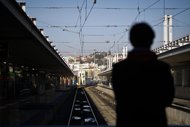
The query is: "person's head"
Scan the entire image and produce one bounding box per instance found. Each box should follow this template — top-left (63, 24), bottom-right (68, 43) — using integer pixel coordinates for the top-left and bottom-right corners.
top-left (129, 22), bottom-right (155, 49)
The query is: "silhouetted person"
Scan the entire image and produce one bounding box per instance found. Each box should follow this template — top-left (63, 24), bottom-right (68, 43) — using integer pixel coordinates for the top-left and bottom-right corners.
top-left (112, 22), bottom-right (174, 127)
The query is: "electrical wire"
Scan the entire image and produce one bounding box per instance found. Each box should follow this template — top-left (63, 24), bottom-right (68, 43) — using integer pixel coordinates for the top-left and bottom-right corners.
top-left (173, 18), bottom-right (190, 27)
top-left (133, 0), bottom-right (161, 22)
top-left (38, 25), bottom-right (129, 28)
top-left (25, 1), bottom-right (190, 55)
top-left (79, 3), bottom-right (95, 33)
top-left (173, 7), bottom-right (190, 17)
top-left (27, 6), bottom-right (188, 10)
top-left (153, 6), bottom-right (190, 27)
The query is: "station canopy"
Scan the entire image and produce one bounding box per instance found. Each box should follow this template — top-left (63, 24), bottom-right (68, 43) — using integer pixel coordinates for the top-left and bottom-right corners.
top-left (0, 0), bottom-right (74, 76)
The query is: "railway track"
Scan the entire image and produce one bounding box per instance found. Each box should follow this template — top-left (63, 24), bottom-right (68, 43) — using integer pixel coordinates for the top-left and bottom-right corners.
top-left (68, 87), bottom-right (99, 126)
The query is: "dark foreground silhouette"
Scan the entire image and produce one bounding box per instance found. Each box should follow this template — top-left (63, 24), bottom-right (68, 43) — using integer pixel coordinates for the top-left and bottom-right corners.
top-left (112, 22), bottom-right (175, 127)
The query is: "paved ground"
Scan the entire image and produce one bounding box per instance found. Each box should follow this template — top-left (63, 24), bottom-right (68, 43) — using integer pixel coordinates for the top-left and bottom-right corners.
top-left (84, 85), bottom-right (116, 126)
top-left (1, 84), bottom-right (190, 126)
top-left (86, 84), bottom-right (190, 126)
top-left (0, 86), bottom-right (75, 126)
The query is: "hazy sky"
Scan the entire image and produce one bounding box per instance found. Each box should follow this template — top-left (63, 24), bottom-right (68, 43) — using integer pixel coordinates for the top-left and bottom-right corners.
top-left (17, 0), bottom-right (190, 56)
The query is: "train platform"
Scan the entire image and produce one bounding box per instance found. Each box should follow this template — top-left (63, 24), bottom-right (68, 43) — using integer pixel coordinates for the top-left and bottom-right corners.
top-left (87, 84), bottom-right (190, 126)
top-left (1, 84), bottom-right (190, 126)
top-left (173, 98), bottom-right (190, 108)
top-left (0, 86), bottom-right (75, 126)
top-left (96, 83), bottom-right (190, 109)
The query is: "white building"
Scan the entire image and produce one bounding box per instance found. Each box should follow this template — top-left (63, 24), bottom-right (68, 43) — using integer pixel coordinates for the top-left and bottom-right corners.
top-left (122, 46), bottom-right (128, 59)
top-left (78, 70), bottom-right (86, 85)
top-left (163, 15), bottom-right (172, 45)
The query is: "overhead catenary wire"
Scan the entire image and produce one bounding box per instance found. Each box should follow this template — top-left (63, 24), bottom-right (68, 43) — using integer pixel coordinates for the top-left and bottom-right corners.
top-left (133, 0), bottom-right (161, 22)
top-left (31, 4), bottom-right (190, 30)
top-left (173, 7), bottom-right (190, 17)
top-left (153, 6), bottom-right (190, 27)
top-left (109, 29), bottom-right (128, 50)
top-left (79, 1), bottom-right (96, 56)
top-left (25, 0), bottom-right (190, 56)
top-left (172, 18), bottom-right (190, 27)
top-left (27, 6), bottom-right (188, 10)
top-left (75, 0), bottom-right (86, 27)
top-left (109, 0), bottom-right (162, 53)
top-left (37, 24), bottom-right (130, 28)
top-left (79, 3), bottom-right (95, 33)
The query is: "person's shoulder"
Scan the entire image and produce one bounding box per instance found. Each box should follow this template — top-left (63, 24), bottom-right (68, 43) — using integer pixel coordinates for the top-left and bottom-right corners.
top-left (113, 59), bottom-right (127, 68)
top-left (155, 60), bottom-right (171, 69)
